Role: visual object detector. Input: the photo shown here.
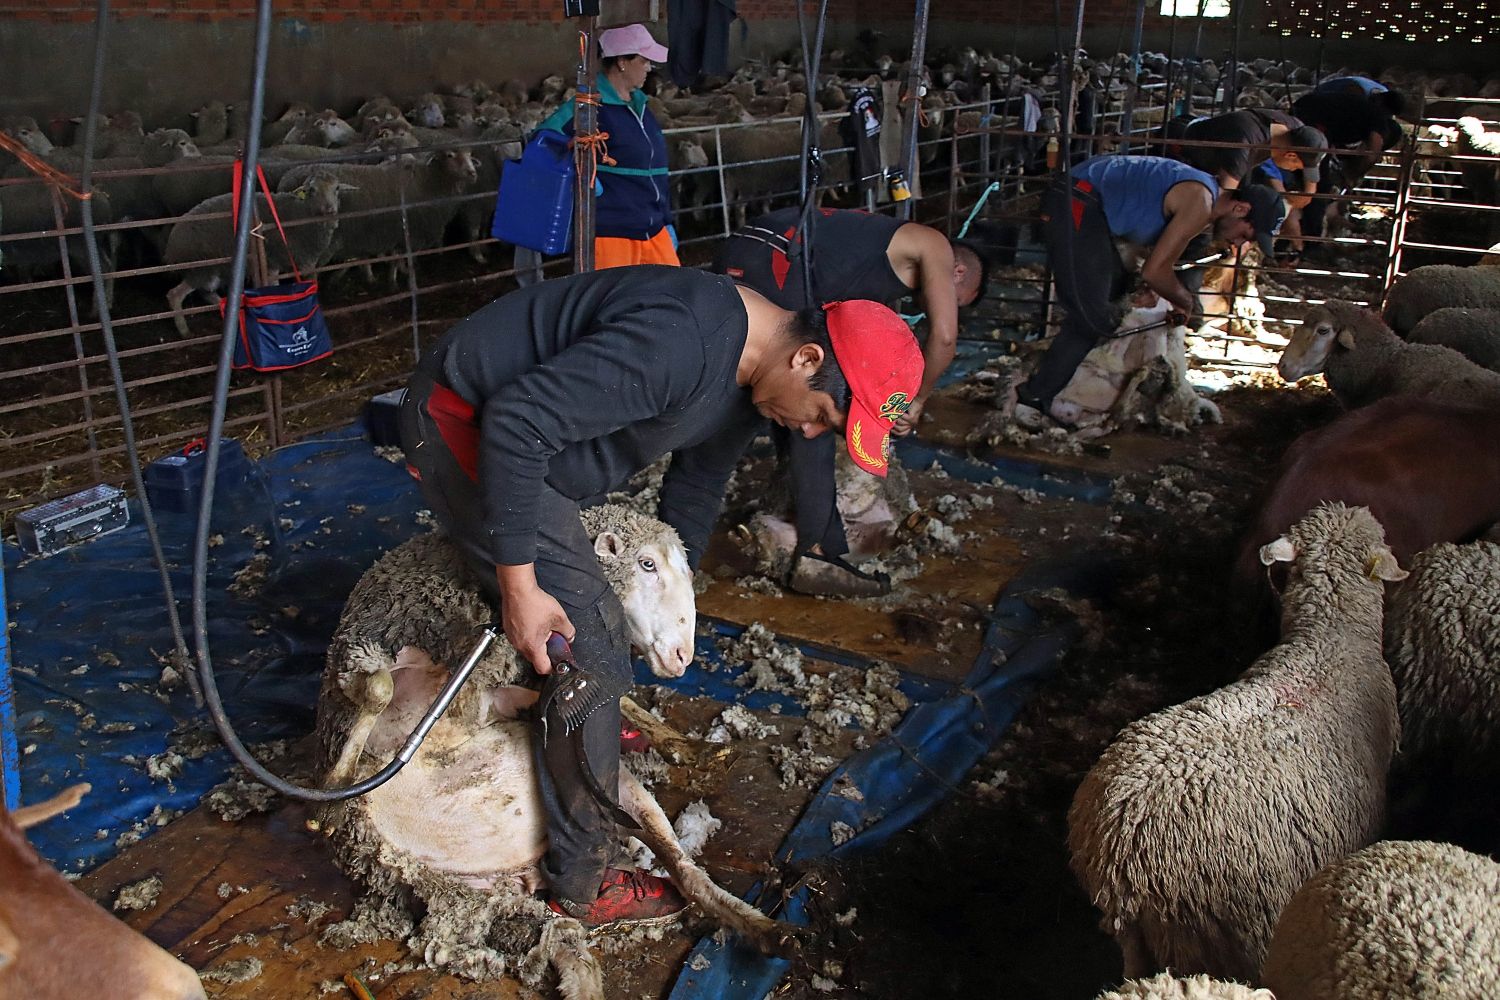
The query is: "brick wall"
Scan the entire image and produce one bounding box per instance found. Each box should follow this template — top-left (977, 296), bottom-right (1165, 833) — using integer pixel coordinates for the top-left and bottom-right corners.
top-left (1, 0), bottom-right (568, 24)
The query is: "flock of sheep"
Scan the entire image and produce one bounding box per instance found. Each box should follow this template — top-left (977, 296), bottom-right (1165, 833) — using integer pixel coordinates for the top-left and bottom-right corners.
top-left (1071, 262), bottom-right (1500, 999)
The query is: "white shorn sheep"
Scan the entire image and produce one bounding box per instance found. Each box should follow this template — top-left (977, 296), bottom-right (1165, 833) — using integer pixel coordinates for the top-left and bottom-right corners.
top-left (1384, 540), bottom-right (1500, 762)
top-left (1095, 973), bottom-right (1275, 1000)
top-left (1382, 264), bottom-right (1500, 335)
top-left (1068, 503), bottom-right (1407, 983)
top-left (1261, 840), bottom-right (1500, 999)
top-left (1276, 300), bottom-right (1500, 409)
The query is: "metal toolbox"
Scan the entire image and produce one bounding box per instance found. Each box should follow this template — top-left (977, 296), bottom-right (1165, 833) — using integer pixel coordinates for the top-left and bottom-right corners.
top-left (15, 484), bottom-right (130, 558)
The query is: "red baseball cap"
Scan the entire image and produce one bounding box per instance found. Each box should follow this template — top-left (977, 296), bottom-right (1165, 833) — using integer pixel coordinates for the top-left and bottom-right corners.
top-left (825, 300), bottom-right (925, 477)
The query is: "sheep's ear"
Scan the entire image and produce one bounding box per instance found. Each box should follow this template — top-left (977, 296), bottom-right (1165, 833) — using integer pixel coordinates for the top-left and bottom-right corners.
top-left (1366, 545), bottom-right (1408, 582)
top-left (1336, 326), bottom-right (1357, 349)
top-left (1259, 535), bottom-right (1297, 566)
top-left (593, 531), bottom-right (625, 561)
top-left (294, 187), bottom-right (309, 200)
top-left (338, 182), bottom-right (358, 192)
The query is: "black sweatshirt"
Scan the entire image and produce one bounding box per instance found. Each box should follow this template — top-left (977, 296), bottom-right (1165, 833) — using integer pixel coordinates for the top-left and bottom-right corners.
top-left (416, 265), bottom-right (760, 569)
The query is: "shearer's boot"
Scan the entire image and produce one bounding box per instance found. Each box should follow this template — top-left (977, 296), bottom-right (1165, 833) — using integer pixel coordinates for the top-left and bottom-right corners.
top-left (786, 551), bottom-right (891, 598)
top-left (548, 868), bottom-right (686, 927)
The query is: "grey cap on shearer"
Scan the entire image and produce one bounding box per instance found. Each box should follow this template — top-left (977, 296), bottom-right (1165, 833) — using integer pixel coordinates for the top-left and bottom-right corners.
top-left (1285, 125), bottom-right (1329, 182)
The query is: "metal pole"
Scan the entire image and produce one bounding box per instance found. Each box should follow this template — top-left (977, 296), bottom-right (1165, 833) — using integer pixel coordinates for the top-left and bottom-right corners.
top-left (0, 554), bottom-right (18, 811)
top-left (1187, 0), bottom-right (1208, 118)
top-left (1381, 134), bottom-right (1419, 306)
top-left (979, 81), bottom-right (993, 181)
top-left (1224, 0), bottom-right (1244, 112)
top-left (1162, 2), bottom-right (1181, 134)
top-left (1121, 0), bottom-right (1147, 152)
top-left (897, 0), bottom-right (931, 221)
top-left (47, 187), bottom-right (101, 480)
top-left (573, 18), bottom-right (599, 274)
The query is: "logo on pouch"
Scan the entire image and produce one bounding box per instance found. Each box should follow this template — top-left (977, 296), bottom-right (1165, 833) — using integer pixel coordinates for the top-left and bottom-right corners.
top-left (878, 391), bottom-right (912, 421)
top-left (292, 327), bottom-right (311, 345)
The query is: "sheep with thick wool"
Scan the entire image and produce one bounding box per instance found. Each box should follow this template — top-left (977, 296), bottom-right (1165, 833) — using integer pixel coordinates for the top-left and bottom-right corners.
top-left (1068, 503), bottom-right (1406, 983)
top-left (1404, 306), bottom-right (1500, 372)
top-left (1382, 264), bottom-right (1500, 336)
top-left (1276, 300), bottom-right (1500, 409)
top-left (1095, 973), bottom-right (1274, 1000)
top-left (1383, 540), bottom-right (1500, 764)
top-left (1261, 840), bottom-right (1500, 999)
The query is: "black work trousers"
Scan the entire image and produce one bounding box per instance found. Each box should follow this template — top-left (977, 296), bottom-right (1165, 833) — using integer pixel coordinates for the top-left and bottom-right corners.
top-left (1020, 179), bottom-right (1211, 410)
top-left (1020, 180), bottom-right (1131, 408)
top-left (776, 424), bottom-right (848, 558)
top-left (400, 372), bottom-right (628, 905)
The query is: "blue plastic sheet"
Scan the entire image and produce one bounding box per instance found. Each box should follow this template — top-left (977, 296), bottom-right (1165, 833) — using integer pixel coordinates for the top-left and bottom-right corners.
top-left (5, 433), bottom-right (426, 870)
top-left (668, 561), bottom-right (1094, 999)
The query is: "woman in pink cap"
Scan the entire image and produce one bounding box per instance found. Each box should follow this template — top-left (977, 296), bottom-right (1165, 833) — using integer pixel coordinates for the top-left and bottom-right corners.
top-left (538, 24), bottom-right (680, 268)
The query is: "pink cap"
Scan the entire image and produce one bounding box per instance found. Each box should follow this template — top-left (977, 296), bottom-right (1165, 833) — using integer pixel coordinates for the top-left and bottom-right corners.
top-left (599, 24), bottom-right (669, 63)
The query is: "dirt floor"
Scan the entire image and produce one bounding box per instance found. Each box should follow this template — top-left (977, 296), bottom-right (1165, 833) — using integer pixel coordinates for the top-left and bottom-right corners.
top-left (72, 370), bottom-right (1356, 1000)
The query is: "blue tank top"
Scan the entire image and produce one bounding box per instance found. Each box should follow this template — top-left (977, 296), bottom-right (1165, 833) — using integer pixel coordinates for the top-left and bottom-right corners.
top-left (1072, 156), bottom-right (1219, 245)
top-left (1315, 75), bottom-right (1387, 96)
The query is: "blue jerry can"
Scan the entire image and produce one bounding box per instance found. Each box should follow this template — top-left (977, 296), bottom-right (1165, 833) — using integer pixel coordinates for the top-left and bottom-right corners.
top-left (492, 130), bottom-right (575, 256)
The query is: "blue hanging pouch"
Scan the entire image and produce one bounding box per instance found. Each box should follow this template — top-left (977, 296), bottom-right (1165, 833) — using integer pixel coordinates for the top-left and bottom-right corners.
top-left (220, 163), bottom-right (334, 372)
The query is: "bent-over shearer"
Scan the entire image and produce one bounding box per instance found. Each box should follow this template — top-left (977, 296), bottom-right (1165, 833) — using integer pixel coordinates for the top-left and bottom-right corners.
top-left (399, 264), bottom-right (922, 924)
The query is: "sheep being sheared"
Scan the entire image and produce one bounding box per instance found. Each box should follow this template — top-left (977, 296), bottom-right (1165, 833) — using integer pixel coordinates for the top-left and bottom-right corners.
top-left (1048, 290), bottom-right (1222, 437)
top-left (737, 444), bottom-right (919, 579)
top-left (312, 506), bottom-right (788, 999)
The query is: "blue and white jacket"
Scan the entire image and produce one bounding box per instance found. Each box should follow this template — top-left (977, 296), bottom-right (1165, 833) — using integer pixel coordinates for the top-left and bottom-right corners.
top-left (540, 75), bottom-right (673, 241)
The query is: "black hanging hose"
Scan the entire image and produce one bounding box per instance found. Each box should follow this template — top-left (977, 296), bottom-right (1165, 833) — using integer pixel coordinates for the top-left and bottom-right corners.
top-left (186, 0), bottom-right (490, 801)
top-left (75, 0), bottom-right (199, 706)
top-left (790, 0), bottom-right (830, 311)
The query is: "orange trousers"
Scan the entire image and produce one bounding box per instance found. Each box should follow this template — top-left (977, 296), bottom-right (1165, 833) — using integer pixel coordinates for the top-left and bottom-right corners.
top-left (594, 226), bottom-right (680, 269)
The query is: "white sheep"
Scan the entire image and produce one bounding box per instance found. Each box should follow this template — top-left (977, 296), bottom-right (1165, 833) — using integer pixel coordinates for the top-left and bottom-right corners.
top-left (1404, 306), bottom-right (1500, 372)
top-left (1068, 503), bottom-right (1407, 983)
top-left (1049, 292), bottom-right (1222, 436)
top-left (276, 148), bottom-right (479, 286)
top-left (1276, 299), bottom-right (1500, 409)
top-left (313, 506), bottom-right (785, 997)
top-left (1383, 540), bottom-right (1500, 764)
top-left (1095, 973), bottom-right (1275, 1000)
top-left (1260, 840), bottom-right (1500, 999)
top-left (1382, 264), bottom-right (1500, 336)
top-left (163, 167), bottom-right (352, 337)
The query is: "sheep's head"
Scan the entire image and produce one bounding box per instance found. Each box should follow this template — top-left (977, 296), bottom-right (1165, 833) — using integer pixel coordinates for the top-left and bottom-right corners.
top-left (581, 505), bottom-right (696, 679)
top-left (436, 148), bottom-right (479, 186)
top-left (1276, 302), bottom-right (1364, 382)
top-left (313, 110), bottom-right (357, 146)
top-left (409, 94), bottom-right (446, 129)
top-left (143, 128), bottom-right (200, 165)
top-left (1259, 502), bottom-right (1407, 589)
top-left (294, 170), bottom-right (356, 214)
top-left (2, 116), bottom-right (53, 156)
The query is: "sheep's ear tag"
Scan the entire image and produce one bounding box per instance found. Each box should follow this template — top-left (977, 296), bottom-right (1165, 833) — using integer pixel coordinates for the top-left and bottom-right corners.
top-left (593, 531), bottom-right (625, 560)
top-left (1259, 536), bottom-right (1297, 566)
top-left (1366, 547), bottom-right (1408, 582)
top-left (294, 188), bottom-right (308, 200)
top-left (1336, 327), bottom-right (1357, 349)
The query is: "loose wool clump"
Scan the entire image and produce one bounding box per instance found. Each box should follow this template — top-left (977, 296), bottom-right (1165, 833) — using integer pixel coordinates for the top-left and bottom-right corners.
top-left (1094, 972), bottom-right (1275, 1000)
top-left (1261, 840), bottom-right (1500, 999)
top-left (1068, 504), bottom-right (1405, 982)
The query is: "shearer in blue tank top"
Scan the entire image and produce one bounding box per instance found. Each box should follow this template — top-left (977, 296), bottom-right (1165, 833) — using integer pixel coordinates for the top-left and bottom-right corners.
top-left (1013, 154), bottom-right (1285, 426)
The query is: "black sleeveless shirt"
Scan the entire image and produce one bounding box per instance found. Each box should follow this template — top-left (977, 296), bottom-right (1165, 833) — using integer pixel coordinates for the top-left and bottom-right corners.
top-left (712, 207), bottom-right (912, 310)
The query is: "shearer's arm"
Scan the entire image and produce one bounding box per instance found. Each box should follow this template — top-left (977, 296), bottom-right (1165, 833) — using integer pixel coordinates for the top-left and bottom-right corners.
top-left (1141, 183), bottom-right (1214, 314)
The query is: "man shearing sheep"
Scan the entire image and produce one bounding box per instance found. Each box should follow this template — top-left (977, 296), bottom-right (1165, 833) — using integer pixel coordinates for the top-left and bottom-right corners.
top-left (710, 207), bottom-right (988, 597)
top-left (399, 264), bottom-right (922, 925)
top-left (1012, 154), bottom-right (1285, 429)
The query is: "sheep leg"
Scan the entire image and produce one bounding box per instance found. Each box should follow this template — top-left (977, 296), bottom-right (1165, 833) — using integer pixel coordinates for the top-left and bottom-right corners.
top-left (1115, 921), bottom-right (1154, 980)
top-left (326, 666), bottom-right (395, 786)
top-left (12, 782), bottom-right (91, 830)
top-left (619, 695), bottom-right (700, 765)
top-left (166, 281), bottom-right (195, 338)
top-left (617, 767), bottom-right (797, 957)
top-left (534, 919), bottom-right (604, 1000)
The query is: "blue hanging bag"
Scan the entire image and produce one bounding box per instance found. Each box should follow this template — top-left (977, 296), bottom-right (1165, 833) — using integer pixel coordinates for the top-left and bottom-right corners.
top-left (491, 129), bottom-right (576, 255)
top-left (221, 163), bottom-right (334, 372)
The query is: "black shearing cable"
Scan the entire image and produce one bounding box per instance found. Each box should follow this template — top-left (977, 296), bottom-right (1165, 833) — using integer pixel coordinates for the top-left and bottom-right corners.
top-left (76, 0), bottom-right (200, 705)
top-left (189, 0), bottom-right (494, 802)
